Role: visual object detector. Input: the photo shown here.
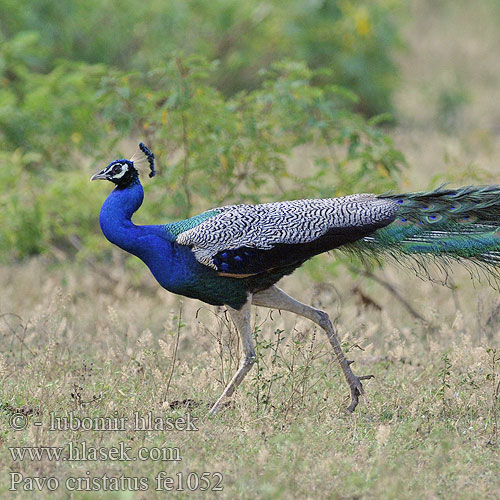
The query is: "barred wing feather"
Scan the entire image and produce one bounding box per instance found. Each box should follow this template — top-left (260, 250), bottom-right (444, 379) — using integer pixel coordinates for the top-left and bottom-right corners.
top-left (175, 195), bottom-right (399, 275)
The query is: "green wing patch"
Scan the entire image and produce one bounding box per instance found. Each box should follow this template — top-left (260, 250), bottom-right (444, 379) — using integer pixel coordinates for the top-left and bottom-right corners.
top-left (165, 209), bottom-right (221, 238)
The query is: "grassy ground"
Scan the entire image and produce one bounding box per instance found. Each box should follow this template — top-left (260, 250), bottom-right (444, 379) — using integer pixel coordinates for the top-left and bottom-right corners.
top-left (1, 259), bottom-right (499, 499)
top-left (1, 1), bottom-right (500, 498)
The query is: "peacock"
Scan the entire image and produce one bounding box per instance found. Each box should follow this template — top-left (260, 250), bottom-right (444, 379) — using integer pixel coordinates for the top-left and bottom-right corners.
top-left (91, 143), bottom-right (500, 414)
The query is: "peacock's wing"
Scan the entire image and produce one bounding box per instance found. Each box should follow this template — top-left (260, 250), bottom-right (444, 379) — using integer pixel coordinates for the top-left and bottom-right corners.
top-left (174, 195), bottom-right (399, 276)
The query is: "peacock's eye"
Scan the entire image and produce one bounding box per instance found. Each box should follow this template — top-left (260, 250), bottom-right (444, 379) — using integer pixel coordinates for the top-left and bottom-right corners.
top-left (111, 164), bottom-right (122, 175)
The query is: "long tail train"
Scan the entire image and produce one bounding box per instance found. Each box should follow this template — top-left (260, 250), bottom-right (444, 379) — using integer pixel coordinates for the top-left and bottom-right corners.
top-left (348, 185), bottom-right (500, 284)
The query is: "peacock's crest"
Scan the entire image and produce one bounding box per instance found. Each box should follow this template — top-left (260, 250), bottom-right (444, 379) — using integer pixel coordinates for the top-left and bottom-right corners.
top-left (130, 142), bottom-right (156, 178)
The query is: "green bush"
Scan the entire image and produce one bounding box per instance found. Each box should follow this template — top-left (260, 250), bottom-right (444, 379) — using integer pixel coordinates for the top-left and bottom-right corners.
top-left (0, 2), bottom-right (405, 265)
top-left (0, 32), bottom-right (109, 166)
top-left (0, 0), bottom-right (402, 117)
top-left (0, 56), bottom-right (405, 262)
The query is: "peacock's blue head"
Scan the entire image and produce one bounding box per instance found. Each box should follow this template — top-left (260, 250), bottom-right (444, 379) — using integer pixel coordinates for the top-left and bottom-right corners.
top-left (91, 143), bottom-right (156, 188)
top-left (91, 159), bottom-right (138, 188)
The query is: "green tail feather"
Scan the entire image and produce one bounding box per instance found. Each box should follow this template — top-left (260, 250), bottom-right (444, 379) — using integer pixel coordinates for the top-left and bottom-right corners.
top-left (348, 185), bottom-right (500, 283)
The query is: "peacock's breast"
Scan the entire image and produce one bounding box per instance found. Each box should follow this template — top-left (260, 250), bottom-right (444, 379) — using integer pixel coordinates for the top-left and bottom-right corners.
top-left (141, 238), bottom-right (247, 308)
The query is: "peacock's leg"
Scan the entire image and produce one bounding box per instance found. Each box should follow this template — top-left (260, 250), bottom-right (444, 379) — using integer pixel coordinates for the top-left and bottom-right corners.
top-left (208, 295), bottom-right (256, 415)
top-left (252, 285), bottom-right (373, 413)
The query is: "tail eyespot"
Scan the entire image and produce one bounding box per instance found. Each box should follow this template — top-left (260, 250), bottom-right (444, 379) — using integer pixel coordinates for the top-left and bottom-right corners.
top-left (426, 214), bottom-right (442, 223)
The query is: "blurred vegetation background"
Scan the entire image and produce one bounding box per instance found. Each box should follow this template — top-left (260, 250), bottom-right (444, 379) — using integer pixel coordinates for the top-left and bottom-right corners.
top-left (1, 0), bottom-right (499, 266)
top-left (0, 0), bottom-right (406, 263)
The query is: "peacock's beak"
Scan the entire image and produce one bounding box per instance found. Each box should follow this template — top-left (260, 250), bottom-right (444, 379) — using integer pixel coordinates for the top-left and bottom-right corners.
top-left (90, 170), bottom-right (108, 181)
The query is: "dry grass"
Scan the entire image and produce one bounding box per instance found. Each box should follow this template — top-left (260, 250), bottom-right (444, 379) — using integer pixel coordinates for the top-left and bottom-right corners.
top-left (1, 1), bottom-right (500, 498)
top-left (0, 257), bottom-right (499, 499)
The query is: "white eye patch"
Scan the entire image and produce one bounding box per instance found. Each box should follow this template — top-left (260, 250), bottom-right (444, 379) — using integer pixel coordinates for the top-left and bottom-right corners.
top-left (109, 164), bottom-right (129, 179)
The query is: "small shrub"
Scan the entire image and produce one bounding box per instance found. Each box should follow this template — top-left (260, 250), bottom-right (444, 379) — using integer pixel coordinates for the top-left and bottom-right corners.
top-left (0, 57), bottom-right (405, 263)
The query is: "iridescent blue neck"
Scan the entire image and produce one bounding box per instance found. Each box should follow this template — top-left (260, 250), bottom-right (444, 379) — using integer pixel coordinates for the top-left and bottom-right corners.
top-left (99, 178), bottom-right (145, 254)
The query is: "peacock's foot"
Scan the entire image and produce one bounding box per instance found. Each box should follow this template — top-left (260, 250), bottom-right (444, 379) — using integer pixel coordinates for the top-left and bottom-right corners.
top-left (344, 361), bottom-right (374, 413)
